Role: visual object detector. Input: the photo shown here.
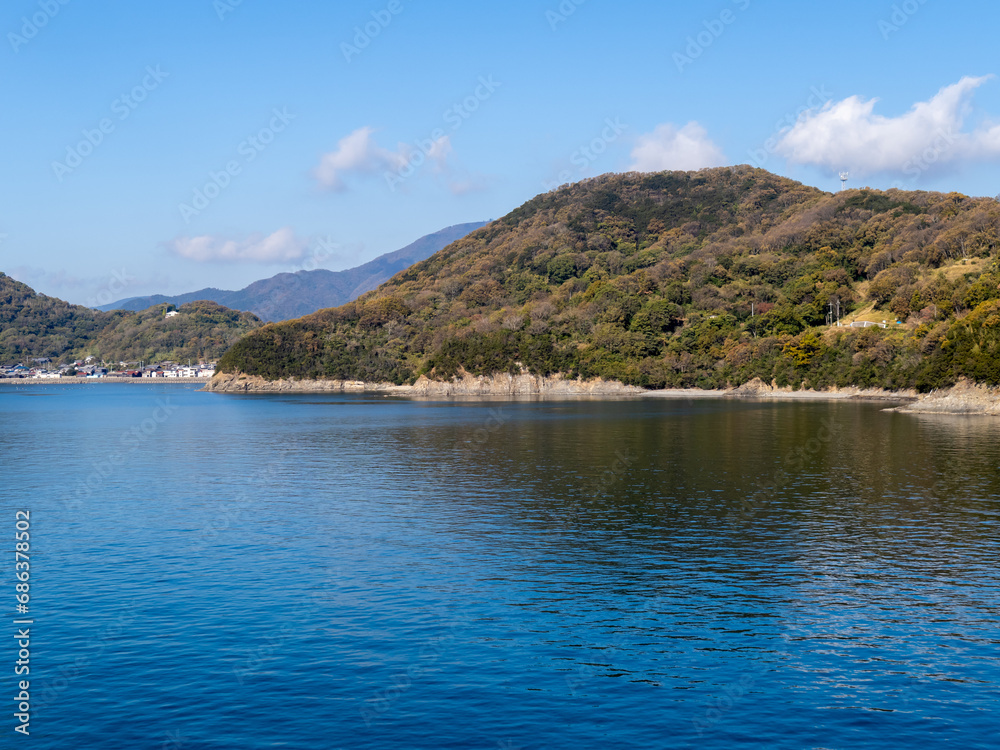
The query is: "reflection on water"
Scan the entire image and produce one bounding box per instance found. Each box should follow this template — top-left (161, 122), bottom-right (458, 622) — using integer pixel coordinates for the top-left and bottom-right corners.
top-left (1, 385), bottom-right (998, 749)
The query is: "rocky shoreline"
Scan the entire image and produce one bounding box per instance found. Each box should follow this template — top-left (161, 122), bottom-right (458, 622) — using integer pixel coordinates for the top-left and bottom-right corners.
top-left (887, 379), bottom-right (1000, 415)
top-left (204, 371), bottom-right (1000, 413)
top-left (204, 371), bottom-right (646, 397)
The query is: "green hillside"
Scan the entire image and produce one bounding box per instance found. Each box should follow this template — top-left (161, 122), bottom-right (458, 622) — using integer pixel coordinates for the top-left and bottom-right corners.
top-left (0, 273), bottom-right (262, 365)
top-left (216, 167), bottom-right (1000, 391)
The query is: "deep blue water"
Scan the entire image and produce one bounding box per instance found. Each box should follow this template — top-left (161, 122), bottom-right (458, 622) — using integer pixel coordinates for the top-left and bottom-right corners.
top-left (1, 383), bottom-right (999, 748)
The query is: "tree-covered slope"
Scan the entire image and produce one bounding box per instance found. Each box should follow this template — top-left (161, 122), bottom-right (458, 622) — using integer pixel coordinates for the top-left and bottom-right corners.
top-left (217, 167), bottom-right (1000, 391)
top-left (92, 300), bottom-right (263, 364)
top-left (0, 273), bottom-right (113, 363)
top-left (0, 273), bottom-right (262, 365)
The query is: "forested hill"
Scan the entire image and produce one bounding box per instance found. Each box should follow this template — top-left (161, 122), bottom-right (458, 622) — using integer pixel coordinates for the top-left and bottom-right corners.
top-left (0, 273), bottom-right (262, 365)
top-left (217, 167), bottom-right (1000, 391)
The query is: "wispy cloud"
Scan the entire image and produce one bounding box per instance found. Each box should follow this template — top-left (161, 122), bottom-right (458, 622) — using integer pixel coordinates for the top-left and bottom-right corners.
top-left (314, 126), bottom-right (451, 191)
top-left (167, 227), bottom-right (308, 263)
top-left (446, 173), bottom-right (493, 196)
top-left (629, 122), bottom-right (726, 172)
top-left (776, 76), bottom-right (1000, 174)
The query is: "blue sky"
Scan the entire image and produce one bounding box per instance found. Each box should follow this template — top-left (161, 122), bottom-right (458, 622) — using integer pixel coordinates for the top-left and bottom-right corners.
top-left (3, 0), bottom-right (1000, 305)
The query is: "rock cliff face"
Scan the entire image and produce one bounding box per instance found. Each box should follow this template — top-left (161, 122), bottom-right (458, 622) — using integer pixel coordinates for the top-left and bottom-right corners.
top-left (730, 377), bottom-right (776, 396)
top-left (205, 371), bottom-right (645, 396)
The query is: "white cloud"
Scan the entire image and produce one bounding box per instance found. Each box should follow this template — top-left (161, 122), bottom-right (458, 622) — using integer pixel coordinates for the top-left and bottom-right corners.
top-left (629, 122), bottom-right (726, 172)
top-left (446, 174), bottom-right (492, 196)
top-left (313, 126), bottom-right (452, 190)
top-left (776, 76), bottom-right (1000, 174)
top-left (425, 136), bottom-right (452, 172)
top-left (168, 227), bottom-right (308, 263)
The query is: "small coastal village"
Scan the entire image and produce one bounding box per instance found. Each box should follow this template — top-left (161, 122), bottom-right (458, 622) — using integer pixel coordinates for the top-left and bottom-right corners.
top-left (1, 357), bottom-right (216, 380)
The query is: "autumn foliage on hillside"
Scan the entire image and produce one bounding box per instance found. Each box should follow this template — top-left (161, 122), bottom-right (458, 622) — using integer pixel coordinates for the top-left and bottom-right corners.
top-left (218, 167), bottom-right (1000, 391)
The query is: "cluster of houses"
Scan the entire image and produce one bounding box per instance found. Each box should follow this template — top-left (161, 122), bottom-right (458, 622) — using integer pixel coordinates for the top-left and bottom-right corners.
top-left (1, 357), bottom-right (216, 380)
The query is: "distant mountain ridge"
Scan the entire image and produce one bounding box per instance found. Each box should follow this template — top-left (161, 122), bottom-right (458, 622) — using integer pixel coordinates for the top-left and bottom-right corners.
top-left (100, 222), bottom-right (488, 321)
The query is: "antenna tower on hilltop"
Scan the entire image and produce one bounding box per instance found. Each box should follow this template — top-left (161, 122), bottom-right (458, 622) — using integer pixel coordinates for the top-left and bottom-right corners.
top-left (839, 171), bottom-right (849, 192)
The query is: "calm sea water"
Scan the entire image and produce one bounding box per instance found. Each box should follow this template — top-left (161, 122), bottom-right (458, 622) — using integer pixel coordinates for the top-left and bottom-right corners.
top-left (1, 383), bottom-right (998, 749)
